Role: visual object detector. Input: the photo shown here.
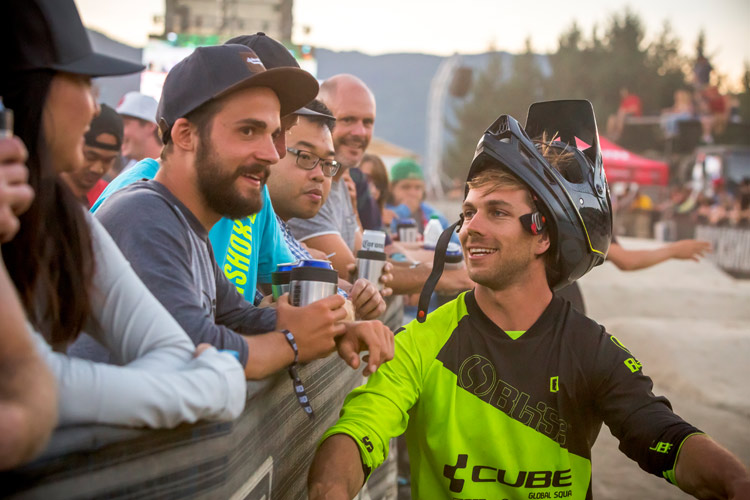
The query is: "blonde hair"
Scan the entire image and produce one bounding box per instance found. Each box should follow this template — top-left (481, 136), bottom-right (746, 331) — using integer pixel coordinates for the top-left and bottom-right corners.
top-left (534, 132), bottom-right (576, 176)
top-left (466, 132), bottom-right (576, 198)
top-left (467, 168), bottom-right (533, 207)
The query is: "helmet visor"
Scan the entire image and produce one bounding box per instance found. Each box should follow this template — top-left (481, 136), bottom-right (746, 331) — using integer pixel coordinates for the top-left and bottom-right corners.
top-left (525, 100), bottom-right (602, 179)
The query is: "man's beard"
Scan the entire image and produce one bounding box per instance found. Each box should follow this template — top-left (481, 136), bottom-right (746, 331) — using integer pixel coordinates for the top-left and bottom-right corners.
top-left (467, 244), bottom-right (534, 291)
top-left (195, 135), bottom-right (267, 220)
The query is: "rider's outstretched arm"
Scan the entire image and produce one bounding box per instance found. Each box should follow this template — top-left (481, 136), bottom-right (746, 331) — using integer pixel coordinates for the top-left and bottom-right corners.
top-left (308, 434), bottom-right (365, 500)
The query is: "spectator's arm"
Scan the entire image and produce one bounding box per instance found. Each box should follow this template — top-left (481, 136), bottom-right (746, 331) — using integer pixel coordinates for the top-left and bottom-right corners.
top-left (607, 240), bottom-right (711, 271)
top-left (0, 137), bottom-right (56, 469)
top-left (57, 216), bottom-right (247, 425)
top-left (96, 195), bottom-right (252, 365)
top-left (0, 260), bottom-right (57, 470)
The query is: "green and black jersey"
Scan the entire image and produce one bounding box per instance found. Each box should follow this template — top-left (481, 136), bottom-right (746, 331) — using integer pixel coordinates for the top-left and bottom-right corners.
top-left (322, 291), bottom-right (701, 500)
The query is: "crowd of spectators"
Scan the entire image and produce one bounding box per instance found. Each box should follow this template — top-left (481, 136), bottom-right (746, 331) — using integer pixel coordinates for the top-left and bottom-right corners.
top-left (612, 180), bottom-right (750, 240)
top-left (0, 0), bottom-right (473, 474)
top-left (606, 50), bottom-right (743, 147)
top-left (1, 0), bottom-right (398, 470)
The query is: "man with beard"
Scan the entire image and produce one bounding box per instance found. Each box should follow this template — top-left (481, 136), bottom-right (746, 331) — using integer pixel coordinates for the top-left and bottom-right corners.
top-left (89, 35), bottom-right (387, 319)
top-left (61, 103), bottom-right (122, 207)
top-left (93, 45), bottom-right (394, 386)
top-left (89, 35), bottom-right (298, 306)
top-left (308, 104), bottom-right (749, 499)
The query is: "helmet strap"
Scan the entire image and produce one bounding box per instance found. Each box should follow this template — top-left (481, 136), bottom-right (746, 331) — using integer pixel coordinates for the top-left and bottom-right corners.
top-left (417, 221), bottom-right (460, 323)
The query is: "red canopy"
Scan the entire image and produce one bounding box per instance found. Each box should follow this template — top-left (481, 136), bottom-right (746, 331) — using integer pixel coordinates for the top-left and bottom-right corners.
top-left (598, 137), bottom-right (669, 186)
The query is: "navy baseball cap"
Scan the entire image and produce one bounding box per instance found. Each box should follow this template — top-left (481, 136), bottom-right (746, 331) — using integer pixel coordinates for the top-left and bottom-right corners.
top-left (85, 104), bottom-right (123, 151)
top-left (225, 33), bottom-right (324, 118)
top-left (156, 44), bottom-right (319, 142)
top-left (225, 32), bottom-right (299, 69)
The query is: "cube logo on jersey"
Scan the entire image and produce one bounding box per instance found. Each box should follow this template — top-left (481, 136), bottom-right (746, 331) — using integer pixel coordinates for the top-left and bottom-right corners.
top-left (442, 453), bottom-right (573, 496)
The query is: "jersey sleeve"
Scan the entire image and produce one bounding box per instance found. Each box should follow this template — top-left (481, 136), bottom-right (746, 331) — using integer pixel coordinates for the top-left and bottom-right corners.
top-left (591, 328), bottom-right (702, 485)
top-left (320, 322), bottom-right (429, 480)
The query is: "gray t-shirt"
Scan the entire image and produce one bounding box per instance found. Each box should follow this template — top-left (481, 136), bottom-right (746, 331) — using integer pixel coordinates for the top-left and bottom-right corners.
top-left (38, 213), bottom-right (246, 428)
top-left (287, 177), bottom-right (359, 252)
top-left (91, 180), bottom-right (276, 366)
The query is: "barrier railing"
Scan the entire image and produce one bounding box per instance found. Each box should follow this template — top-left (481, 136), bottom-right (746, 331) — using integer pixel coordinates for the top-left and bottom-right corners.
top-left (1, 355), bottom-right (397, 499)
top-left (696, 225), bottom-right (750, 276)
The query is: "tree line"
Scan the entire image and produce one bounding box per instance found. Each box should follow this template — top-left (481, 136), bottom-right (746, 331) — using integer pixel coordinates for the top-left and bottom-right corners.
top-left (443, 8), bottom-right (750, 181)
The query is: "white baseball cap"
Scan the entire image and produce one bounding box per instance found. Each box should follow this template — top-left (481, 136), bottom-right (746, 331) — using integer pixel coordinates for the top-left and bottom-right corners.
top-left (116, 91), bottom-right (159, 124)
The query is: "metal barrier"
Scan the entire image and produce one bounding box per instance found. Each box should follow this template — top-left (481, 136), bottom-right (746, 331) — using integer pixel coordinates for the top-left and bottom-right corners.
top-left (696, 225), bottom-right (750, 276)
top-left (1, 355), bottom-right (397, 499)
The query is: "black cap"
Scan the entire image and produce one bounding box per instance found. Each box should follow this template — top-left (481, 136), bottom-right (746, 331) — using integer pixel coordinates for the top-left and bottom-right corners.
top-left (156, 44), bottom-right (319, 142)
top-left (224, 32), bottom-right (299, 69)
top-left (3, 0), bottom-right (145, 76)
top-left (226, 32), bottom-right (325, 118)
top-left (85, 104), bottom-right (123, 151)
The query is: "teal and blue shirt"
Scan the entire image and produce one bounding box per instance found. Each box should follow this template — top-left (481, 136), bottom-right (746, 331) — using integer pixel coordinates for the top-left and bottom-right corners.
top-left (91, 158), bottom-right (294, 304)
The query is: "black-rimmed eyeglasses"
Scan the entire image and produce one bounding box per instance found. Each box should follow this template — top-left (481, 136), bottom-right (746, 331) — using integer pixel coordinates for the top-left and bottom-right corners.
top-left (286, 147), bottom-right (341, 177)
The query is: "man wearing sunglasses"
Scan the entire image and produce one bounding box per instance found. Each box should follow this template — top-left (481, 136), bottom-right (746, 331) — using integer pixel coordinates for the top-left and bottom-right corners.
top-left (267, 100), bottom-right (387, 320)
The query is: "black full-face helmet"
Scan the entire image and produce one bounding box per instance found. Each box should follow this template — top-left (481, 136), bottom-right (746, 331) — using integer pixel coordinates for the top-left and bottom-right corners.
top-left (417, 100), bottom-right (612, 322)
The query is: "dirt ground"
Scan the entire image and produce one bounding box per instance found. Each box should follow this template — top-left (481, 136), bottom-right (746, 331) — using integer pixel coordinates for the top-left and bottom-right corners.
top-left (580, 237), bottom-right (750, 499)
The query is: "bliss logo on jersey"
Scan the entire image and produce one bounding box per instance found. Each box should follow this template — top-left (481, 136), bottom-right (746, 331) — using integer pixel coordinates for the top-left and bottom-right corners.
top-left (457, 355), bottom-right (568, 445)
top-left (442, 454), bottom-right (573, 494)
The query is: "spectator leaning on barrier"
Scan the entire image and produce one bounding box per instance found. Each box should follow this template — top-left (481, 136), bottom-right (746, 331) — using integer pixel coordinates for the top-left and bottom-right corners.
top-left (308, 101), bottom-right (750, 500)
top-left (91, 33), bottom-right (322, 311)
top-left (88, 44), bottom-right (393, 388)
top-left (61, 103), bottom-right (122, 207)
top-left (1, 0), bottom-right (248, 430)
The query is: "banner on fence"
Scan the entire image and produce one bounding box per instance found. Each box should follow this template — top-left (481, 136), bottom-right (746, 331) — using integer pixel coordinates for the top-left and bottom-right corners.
top-left (696, 225), bottom-right (750, 274)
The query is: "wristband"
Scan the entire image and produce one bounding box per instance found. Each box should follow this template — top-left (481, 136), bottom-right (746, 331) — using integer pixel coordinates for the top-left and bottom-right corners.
top-left (281, 329), bottom-right (314, 419)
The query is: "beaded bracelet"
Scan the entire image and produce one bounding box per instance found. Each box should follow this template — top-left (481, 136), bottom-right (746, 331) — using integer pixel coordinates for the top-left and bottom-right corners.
top-left (281, 329), bottom-right (314, 419)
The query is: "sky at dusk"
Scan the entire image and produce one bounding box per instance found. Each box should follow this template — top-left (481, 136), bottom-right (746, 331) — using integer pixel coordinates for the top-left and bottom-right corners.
top-left (75, 0), bottom-right (749, 87)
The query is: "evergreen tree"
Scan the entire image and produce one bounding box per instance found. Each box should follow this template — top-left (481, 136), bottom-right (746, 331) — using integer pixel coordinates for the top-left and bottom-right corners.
top-left (443, 40), bottom-right (549, 181)
top-left (645, 22), bottom-right (689, 111)
top-left (501, 38), bottom-right (547, 121)
top-left (739, 62), bottom-right (750, 122)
